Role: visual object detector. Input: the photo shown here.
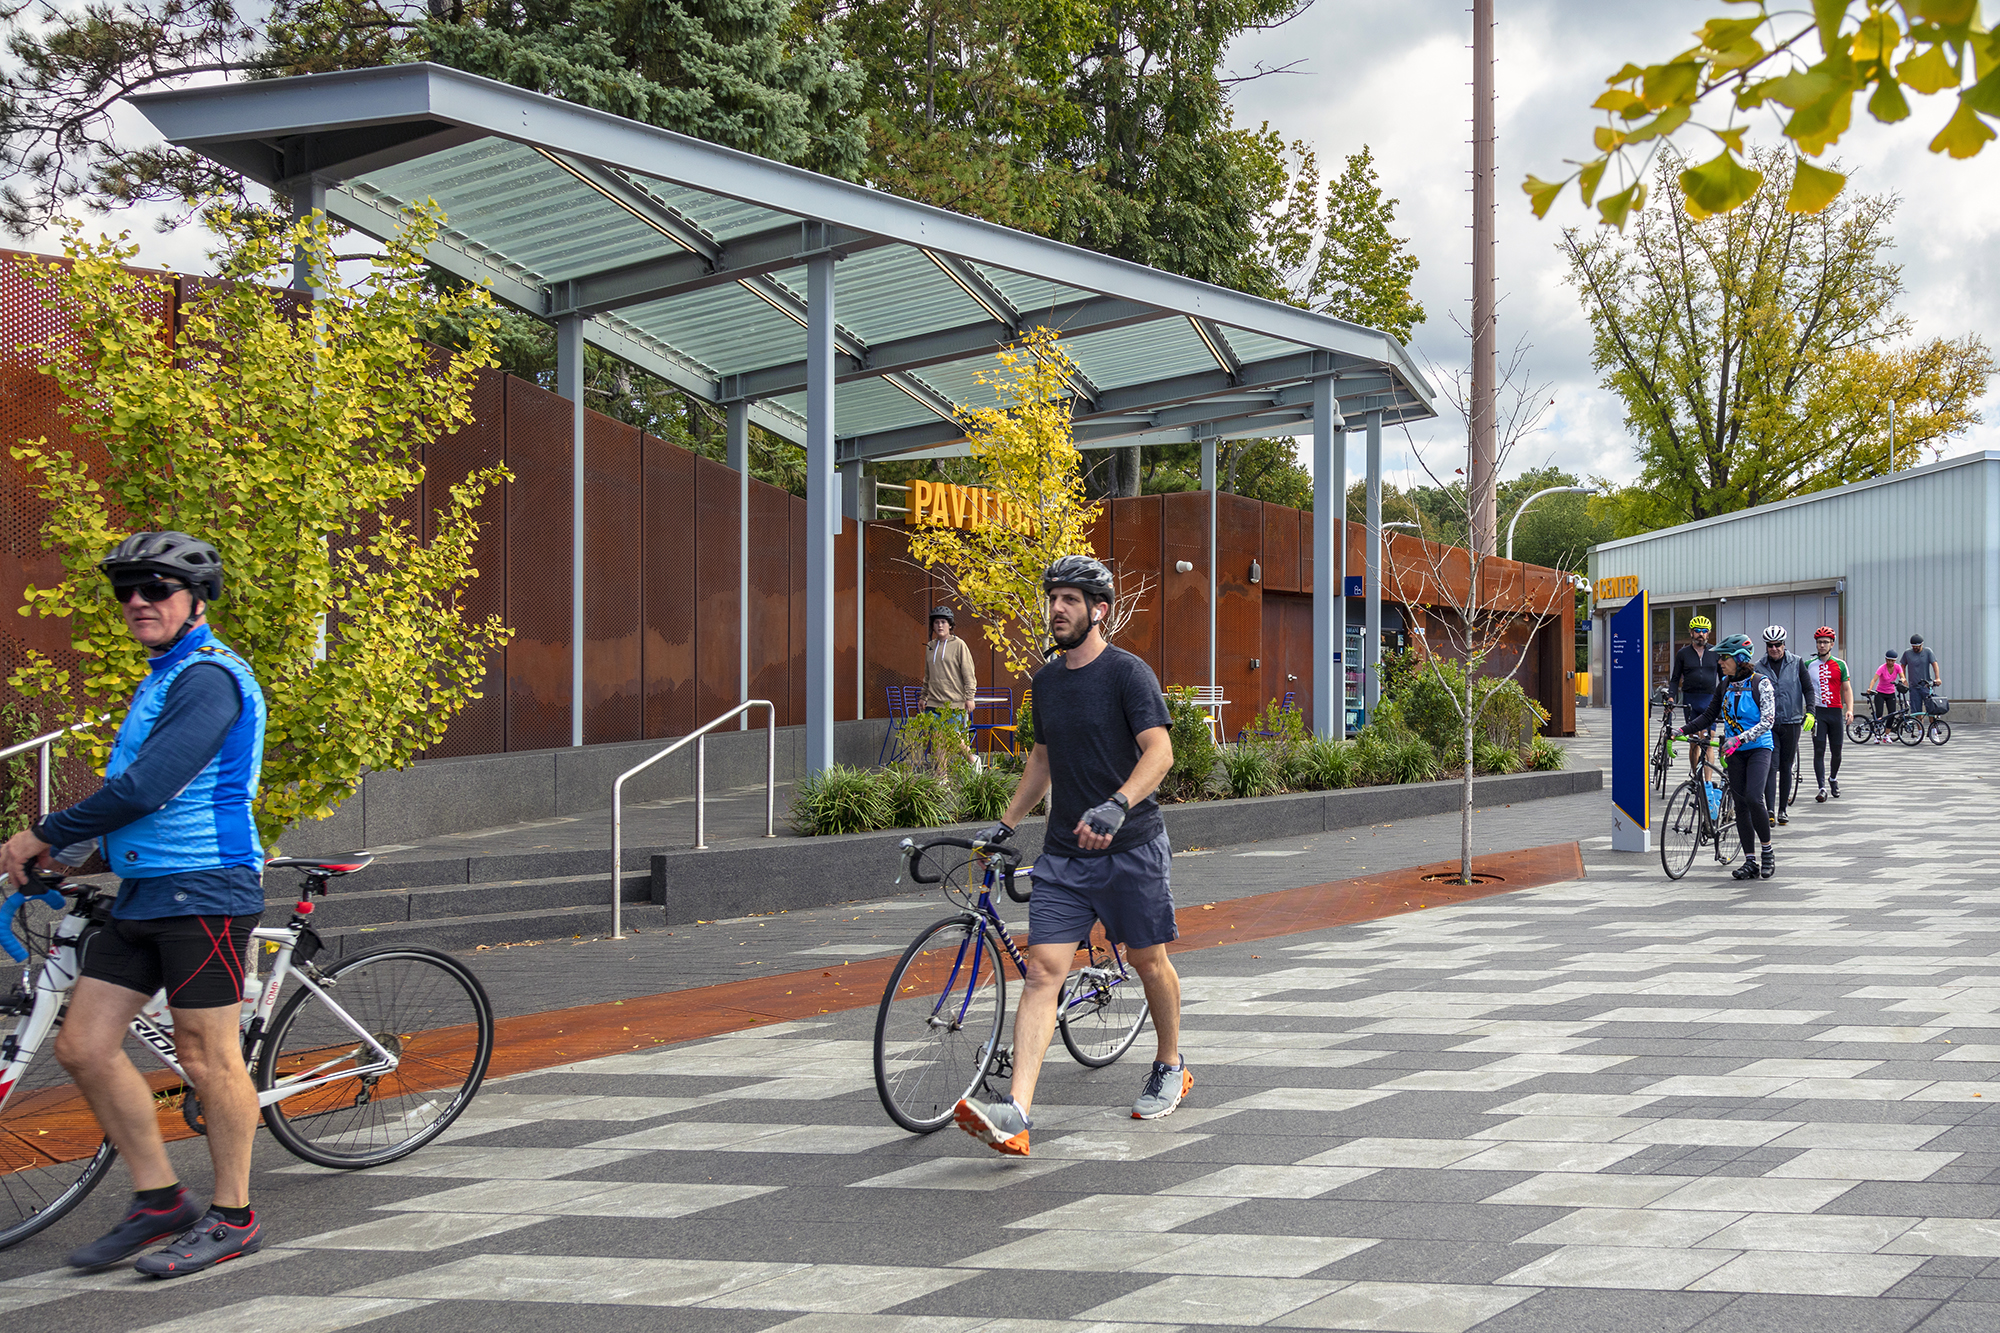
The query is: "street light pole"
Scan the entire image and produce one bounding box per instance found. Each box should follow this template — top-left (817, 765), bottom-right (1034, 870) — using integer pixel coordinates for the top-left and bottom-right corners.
top-left (1505, 485), bottom-right (1599, 562)
top-left (1885, 397), bottom-right (1896, 477)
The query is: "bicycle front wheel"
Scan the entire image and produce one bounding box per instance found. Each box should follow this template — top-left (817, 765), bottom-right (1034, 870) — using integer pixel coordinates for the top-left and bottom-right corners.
top-left (0, 1037), bottom-right (118, 1251)
top-left (874, 915), bottom-right (1005, 1133)
top-left (258, 947), bottom-right (494, 1168)
top-left (1059, 942), bottom-right (1150, 1068)
top-left (1897, 716), bottom-right (1926, 745)
top-left (1659, 784), bottom-right (1703, 880)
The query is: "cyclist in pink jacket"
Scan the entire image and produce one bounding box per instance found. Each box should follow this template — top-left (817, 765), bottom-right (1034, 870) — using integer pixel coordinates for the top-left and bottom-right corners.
top-left (1870, 652), bottom-right (1902, 743)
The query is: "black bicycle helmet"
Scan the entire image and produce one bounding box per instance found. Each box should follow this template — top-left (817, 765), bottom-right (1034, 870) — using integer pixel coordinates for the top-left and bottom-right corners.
top-left (929, 606), bottom-right (955, 625)
top-left (99, 531), bottom-right (224, 602)
top-left (1886, 649), bottom-right (1899, 660)
top-left (1910, 634), bottom-right (1924, 645)
top-left (1042, 554), bottom-right (1114, 604)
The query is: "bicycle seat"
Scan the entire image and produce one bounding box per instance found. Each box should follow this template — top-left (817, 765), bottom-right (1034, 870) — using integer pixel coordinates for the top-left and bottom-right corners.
top-left (265, 854), bottom-right (374, 879)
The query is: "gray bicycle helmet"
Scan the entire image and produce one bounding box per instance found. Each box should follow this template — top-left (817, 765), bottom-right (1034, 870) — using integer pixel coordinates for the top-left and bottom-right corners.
top-left (1042, 554), bottom-right (1114, 604)
top-left (1762, 624), bottom-right (1787, 644)
top-left (929, 606), bottom-right (955, 625)
top-left (99, 531), bottom-right (224, 602)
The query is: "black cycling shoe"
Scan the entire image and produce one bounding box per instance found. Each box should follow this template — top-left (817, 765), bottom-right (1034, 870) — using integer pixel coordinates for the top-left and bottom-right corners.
top-left (1732, 861), bottom-right (1761, 880)
top-left (1830, 780), bottom-right (1840, 798)
top-left (1776, 811), bottom-right (1789, 825)
top-left (134, 1209), bottom-right (262, 1278)
top-left (67, 1188), bottom-right (203, 1270)
top-left (1760, 848), bottom-right (1777, 879)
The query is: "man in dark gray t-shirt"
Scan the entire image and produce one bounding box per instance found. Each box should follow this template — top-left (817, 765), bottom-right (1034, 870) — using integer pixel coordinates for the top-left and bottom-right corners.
top-left (1900, 636), bottom-right (1940, 720)
top-left (954, 554), bottom-right (1185, 1158)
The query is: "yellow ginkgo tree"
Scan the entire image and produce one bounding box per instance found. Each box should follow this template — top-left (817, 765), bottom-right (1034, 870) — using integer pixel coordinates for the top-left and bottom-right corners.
top-left (907, 327), bottom-right (1113, 679)
top-left (10, 207), bottom-right (510, 847)
top-left (1528, 2), bottom-right (2000, 227)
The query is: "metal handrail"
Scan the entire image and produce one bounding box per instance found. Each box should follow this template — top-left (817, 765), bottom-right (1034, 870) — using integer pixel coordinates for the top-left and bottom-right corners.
top-left (0, 716), bottom-right (110, 820)
top-left (609, 700), bottom-right (776, 939)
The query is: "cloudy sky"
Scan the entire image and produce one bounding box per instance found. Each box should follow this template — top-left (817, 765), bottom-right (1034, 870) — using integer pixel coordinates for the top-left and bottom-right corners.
top-left (1224, 0), bottom-right (2000, 492)
top-left (44, 2), bottom-right (2000, 496)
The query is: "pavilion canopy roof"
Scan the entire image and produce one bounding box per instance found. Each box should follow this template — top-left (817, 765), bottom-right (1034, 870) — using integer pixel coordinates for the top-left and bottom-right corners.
top-left (133, 64), bottom-right (1436, 460)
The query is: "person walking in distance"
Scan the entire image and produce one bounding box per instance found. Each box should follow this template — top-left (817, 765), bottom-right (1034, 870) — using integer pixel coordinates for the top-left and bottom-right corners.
top-left (1900, 634), bottom-right (1940, 723)
top-left (1871, 652), bottom-right (1903, 743)
top-left (1803, 629), bottom-right (1852, 801)
top-left (921, 607), bottom-right (978, 719)
top-left (1682, 634), bottom-right (1778, 880)
top-left (1668, 617), bottom-right (1720, 775)
top-left (955, 554), bottom-right (1181, 1155)
top-left (0, 533), bottom-right (268, 1275)
top-left (1754, 627), bottom-right (1810, 825)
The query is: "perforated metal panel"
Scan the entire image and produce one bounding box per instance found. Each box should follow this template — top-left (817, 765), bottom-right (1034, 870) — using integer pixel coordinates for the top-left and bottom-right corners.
top-left (503, 376), bottom-right (574, 750)
top-left (424, 369), bottom-right (507, 759)
top-left (787, 495), bottom-right (806, 729)
top-left (1161, 492), bottom-right (1209, 691)
top-left (746, 480), bottom-right (790, 725)
top-left (834, 525), bottom-right (857, 722)
top-left (692, 455), bottom-right (741, 725)
top-left (1261, 503), bottom-right (1301, 594)
top-left (1108, 496), bottom-right (1163, 680)
top-left (1216, 493), bottom-right (1263, 737)
top-left (863, 522), bottom-right (927, 718)
top-left (583, 413), bottom-right (641, 743)
top-left (642, 434), bottom-right (696, 738)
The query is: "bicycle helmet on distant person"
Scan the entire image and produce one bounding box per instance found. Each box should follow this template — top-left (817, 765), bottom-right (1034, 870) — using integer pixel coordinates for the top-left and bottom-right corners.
top-left (1715, 633), bottom-right (1755, 664)
top-left (1688, 615), bottom-right (1712, 632)
top-left (929, 606), bottom-right (955, 625)
top-left (1885, 649), bottom-right (1898, 660)
top-left (1813, 626), bottom-right (1836, 640)
top-left (99, 531), bottom-right (224, 602)
top-left (1762, 625), bottom-right (1787, 644)
top-left (1910, 634), bottom-right (1924, 645)
top-left (1042, 554), bottom-right (1114, 605)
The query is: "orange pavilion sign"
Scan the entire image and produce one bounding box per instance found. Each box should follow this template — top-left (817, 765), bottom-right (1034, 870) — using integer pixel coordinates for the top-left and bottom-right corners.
top-left (905, 480), bottom-right (1030, 531)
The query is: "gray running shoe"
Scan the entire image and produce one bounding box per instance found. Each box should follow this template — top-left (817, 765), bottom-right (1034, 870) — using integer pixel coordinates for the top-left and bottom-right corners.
top-left (1132, 1061), bottom-right (1193, 1120)
top-left (67, 1188), bottom-right (202, 1270)
top-left (133, 1209), bottom-right (262, 1278)
top-left (954, 1094), bottom-right (1031, 1156)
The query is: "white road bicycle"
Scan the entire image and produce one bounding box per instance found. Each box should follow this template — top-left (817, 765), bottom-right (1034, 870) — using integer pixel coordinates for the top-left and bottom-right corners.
top-left (0, 855), bottom-right (494, 1251)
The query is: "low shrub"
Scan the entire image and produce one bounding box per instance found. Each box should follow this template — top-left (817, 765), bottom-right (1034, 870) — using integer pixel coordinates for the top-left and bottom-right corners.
top-left (790, 764), bottom-right (893, 836)
top-left (1160, 686), bottom-right (1219, 802)
top-left (1283, 735), bottom-right (1355, 791)
top-left (1221, 742), bottom-right (1281, 799)
top-left (895, 708), bottom-right (971, 776)
top-left (1472, 739), bottom-right (1521, 775)
top-left (882, 765), bottom-right (955, 829)
top-left (953, 762), bottom-right (1015, 823)
top-left (1529, 736), bottom-right (1568, 771)
top-left (1388, 734), bottom-right (1441, 784)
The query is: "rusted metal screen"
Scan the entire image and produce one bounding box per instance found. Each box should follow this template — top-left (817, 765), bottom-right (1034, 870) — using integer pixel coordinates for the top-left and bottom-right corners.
top-left (745, 480), bottom-right (790, 724)
top-left (864, 522), bottom-right (926, 718)
top-left (502, 376), bottom-right (573, 751)
top-left (787, 495), bottom-right (806, 728)
top-left (834, 525), bottom-right (857, 722)
top-left (1109, 496), bottom-right (1163, 679)
top-left (423, 369), bottom-right (508, 759)
top-left (1216, 493), bottom-right (1264, 737)
top-left (692, 456), bottom-right (741, 726)
top-left (583, 413), bottom-right (641, 744)
top-left (1261, 503), bottom-right (1301, 593)
top-left (1160, 492), bottom-right (1209, 692)
top-left (642, 434), bottom-right (697, 739)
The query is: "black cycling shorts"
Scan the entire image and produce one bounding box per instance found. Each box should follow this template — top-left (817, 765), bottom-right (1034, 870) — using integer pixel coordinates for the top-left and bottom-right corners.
top-left (79, 914), bottom-right (261, 1010)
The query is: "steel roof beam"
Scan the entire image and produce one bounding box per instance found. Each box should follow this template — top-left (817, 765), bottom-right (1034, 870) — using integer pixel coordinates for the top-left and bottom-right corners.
top-left (545, 153), bottom-right (723, 261)
top-left (719, 294), bottom-right (1168, 402)
top-left (545, 219), bottom-right (890, 317)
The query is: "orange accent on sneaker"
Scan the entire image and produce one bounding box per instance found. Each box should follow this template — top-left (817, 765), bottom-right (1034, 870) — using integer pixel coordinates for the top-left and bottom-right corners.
top-left (953, 1098), bottom-right (1031, 1157)
top-left (1132, 1066), bottom-right (1194, 1119)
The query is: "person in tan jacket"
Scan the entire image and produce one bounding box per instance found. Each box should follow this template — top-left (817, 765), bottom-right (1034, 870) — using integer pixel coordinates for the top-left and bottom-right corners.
top-left (921, 607), bottom-right (978, 716)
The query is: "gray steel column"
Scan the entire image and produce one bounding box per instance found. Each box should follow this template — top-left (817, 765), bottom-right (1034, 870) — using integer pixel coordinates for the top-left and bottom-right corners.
top-left (1201, 439), bottom-right (1217, 697)
top-left (286, 180), bottom-right (325, 293)
top-left (805, 253), bottom-right (836, 774)
top-left (557, 313), bottom-right (585, 747)
top-left (1364, 410), bottom-right (1384, 715)
top-left (1310, 379), bottom-right (1341, 739)
top-left (727, 401), bottom-right (750, 731)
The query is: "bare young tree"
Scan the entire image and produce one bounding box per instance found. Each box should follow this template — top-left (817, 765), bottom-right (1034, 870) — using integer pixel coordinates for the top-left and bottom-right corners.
top-left (1395, 332), bottom-right (1574, 884)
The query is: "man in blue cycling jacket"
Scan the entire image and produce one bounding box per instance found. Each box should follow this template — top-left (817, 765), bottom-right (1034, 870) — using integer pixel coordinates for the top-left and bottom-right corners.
top-left (0, 532), bottom-right (269, 1276)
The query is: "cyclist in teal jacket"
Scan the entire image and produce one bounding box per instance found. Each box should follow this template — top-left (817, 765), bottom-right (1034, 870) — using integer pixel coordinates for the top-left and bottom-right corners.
top-left (1681, 634), bottom-right (1777, 882)
top-left (0, 532), bottom-right (269, 1276)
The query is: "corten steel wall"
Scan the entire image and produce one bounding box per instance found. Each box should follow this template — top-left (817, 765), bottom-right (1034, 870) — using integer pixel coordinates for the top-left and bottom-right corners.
top-left (641, 433), bottom-right (696, 740)
top-left (502, 376), bottom-right (574, 751)
top-left (424, 371), bottom-right (507, 759)
top-left (692, 455), bottom-right (742, 726)
top-left (583, 412), bottom-right (642, 744)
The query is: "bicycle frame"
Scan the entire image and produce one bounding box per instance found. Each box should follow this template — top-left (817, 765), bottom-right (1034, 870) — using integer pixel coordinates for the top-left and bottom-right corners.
top-left (0, 893), bottom-right (400, 1120)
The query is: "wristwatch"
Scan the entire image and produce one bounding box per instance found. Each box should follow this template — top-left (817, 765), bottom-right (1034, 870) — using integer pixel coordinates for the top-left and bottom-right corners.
top-left (1109, 793), bottom-right (1130, 811)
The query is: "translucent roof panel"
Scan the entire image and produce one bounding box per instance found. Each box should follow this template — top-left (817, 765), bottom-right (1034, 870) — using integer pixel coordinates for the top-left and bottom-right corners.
top-left (131, 63), bottom-right (1435, 454)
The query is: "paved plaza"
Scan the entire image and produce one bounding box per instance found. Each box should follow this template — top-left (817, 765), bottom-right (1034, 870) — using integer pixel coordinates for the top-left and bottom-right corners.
top-left (4, 720), bottom-right (1998, 1332)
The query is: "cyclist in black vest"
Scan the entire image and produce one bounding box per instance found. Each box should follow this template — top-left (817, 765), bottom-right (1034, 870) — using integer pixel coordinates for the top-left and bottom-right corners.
top-left (1668, 617), bottom-right (1720, 774)
top-left (1755, 627), bottom-right (1811, 826)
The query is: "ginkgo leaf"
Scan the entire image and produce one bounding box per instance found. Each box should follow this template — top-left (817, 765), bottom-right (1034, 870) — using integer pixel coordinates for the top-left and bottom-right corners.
top-left (1679, 149), bottom-right (1765, 218)
top-left (1598, 181), bottom-right (1645, 229)
top-left (1523, 174), bottom-right (1565, 219)
top-left (1711, 125), bottom-right (1749, 153)
top-left (1929, 96), bottom-right (1997, 156)
top-left (1785, 159), bottom-right (1847, 211)
top-left (1578, 158), bottom-right (1608, 205)
top-left (1912, 0), bottom-right (1978, 27)
top-left (1642, 61), bottom-right (1704, 109)
top-left (1898, 43), bottom-right (1959, 95)
top-left (1868, 77), bottom-right (1913, 122)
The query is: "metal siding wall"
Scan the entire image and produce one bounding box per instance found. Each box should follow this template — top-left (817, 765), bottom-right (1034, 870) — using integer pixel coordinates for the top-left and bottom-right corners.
top-left (642, 433), bottom-right (697, 739)
top-left (1110, 496), bottom-right (1164, 677)
top-left (1592, 457), bottom-right (1997, 702)
top-left (423, 369), bottom-right (508, 759)
top-left (502, 376), bottom-right (574, 750)
top-left (583, 413), bottom-right (642, 744)
top-left (1160, 492), bottom-right (1209, 690)
top-left (863, 521), bottom-right (926, 717)
top-left (1262, 502), bottom-right (1301, 593)
top-left (692, 455), bottom-right (741, 726)
top-left (1216, 493), bottom-right (1263, 737)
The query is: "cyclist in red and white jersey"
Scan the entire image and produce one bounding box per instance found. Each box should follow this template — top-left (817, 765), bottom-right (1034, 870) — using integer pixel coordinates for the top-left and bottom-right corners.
top-left (1802, 628), bottom-right (1852, 801)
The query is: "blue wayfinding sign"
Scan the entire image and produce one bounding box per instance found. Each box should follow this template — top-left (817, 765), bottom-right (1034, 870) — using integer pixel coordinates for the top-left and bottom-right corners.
top-left (1344, 575), bottom-right (1364, 597)
top-left (1608, 590), bottom-right (1651, 852)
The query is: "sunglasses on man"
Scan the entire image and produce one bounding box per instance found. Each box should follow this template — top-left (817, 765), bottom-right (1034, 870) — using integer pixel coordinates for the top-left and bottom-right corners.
top-left (113, 579), bottom-right (191, 604)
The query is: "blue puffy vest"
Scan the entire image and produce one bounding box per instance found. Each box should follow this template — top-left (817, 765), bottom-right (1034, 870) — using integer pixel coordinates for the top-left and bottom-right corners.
top-left (1721, 674), bottom-right (1773, 752)
top-left (102, 625), bottom-right (267, 877)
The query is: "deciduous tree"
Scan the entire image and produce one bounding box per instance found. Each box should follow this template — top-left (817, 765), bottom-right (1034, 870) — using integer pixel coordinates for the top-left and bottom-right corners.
top-left (9, 209), bottom-right (510, 845)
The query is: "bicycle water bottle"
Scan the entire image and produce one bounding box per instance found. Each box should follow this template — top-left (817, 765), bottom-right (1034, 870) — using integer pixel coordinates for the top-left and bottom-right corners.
top-left (1705, 782), bottom-right (1722, 821)
top-left (40, 913), bottom-right (88, 993)
top-left (140, 992), bottom-right (174, 1032)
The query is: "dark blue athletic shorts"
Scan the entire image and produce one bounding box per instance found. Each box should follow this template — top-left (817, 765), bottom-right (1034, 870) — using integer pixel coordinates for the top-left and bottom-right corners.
top-left (1027, 831), bottom-right (1176, 950)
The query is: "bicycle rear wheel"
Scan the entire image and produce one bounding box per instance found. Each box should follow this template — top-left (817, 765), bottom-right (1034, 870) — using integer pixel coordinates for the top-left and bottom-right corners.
top-left (1059, 941), bottom-right (1150, 1068)
top-left (1928, 718), bottom-right (1951, 745)
top-left (1659, 783), bottom-right (1703, 880)
top-left (258, 947), bottom-right (493, 1168)
top-left (874, 916), bottom-right (1005, 1133)
top-left (1846, 715), bottom-right (1874, 744)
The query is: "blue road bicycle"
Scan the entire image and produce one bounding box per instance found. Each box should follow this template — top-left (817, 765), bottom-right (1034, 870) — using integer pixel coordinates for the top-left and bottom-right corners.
top-left (872, 835), bottom-right (1149, 1133)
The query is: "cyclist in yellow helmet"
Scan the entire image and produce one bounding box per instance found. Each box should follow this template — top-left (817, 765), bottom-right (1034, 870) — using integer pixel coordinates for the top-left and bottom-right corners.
top-left (1668, 615), bottom-right (1720, 776)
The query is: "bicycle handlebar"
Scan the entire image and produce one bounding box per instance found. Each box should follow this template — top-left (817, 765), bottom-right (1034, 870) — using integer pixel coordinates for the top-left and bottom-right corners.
top-left (0, 881), bottom-right (70, 963)
top-left (898, 835), bottom-right (1029, 902)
